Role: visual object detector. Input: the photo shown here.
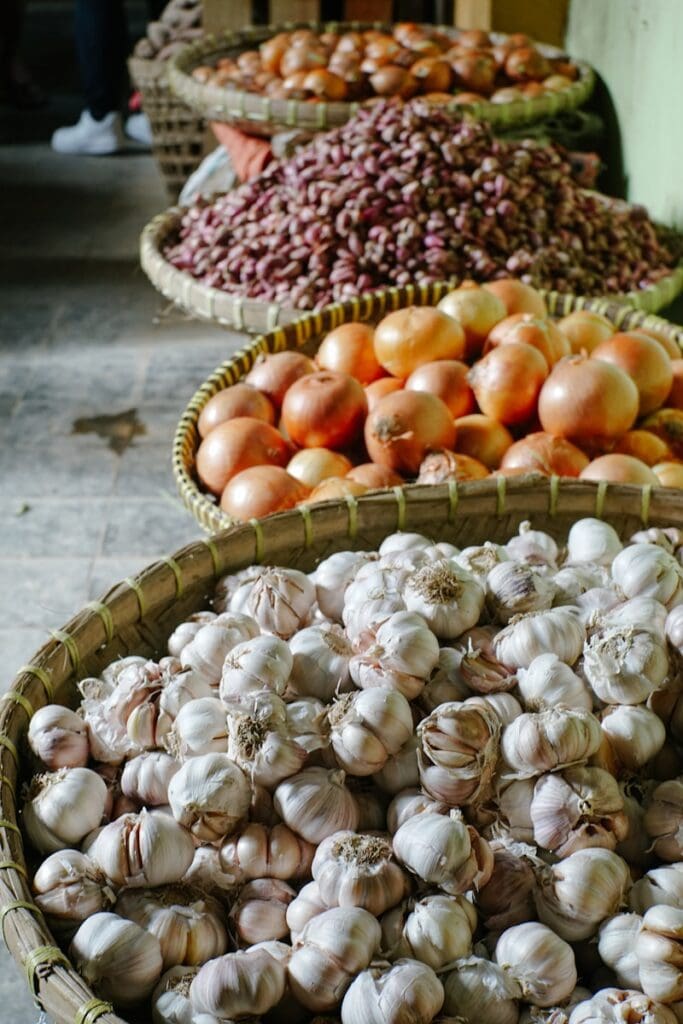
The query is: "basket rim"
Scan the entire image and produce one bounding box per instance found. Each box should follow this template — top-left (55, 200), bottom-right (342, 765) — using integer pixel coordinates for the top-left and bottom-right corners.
top-left (166, 20), bottom-right (595, 132)
top-left (140, 199), bottom-right (683, 333)
top-left (3, 476), bottom-right (683, 1023)
top-left (171, 281), bottom-right (683, 535)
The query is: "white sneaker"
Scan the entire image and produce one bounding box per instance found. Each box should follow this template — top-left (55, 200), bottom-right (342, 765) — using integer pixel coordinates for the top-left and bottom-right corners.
top-left (125, 112), bottom-right (153, 146)
top-left (51, 110), bottom-right (125, 155)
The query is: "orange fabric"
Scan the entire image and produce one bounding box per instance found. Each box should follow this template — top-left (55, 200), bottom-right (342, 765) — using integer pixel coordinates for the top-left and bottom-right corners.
top-left (210, 122), bottom-right (273, 182)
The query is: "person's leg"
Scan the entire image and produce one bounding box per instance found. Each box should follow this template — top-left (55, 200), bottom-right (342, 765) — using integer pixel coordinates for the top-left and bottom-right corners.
top-left (75, 0), bottom-right (128, 120)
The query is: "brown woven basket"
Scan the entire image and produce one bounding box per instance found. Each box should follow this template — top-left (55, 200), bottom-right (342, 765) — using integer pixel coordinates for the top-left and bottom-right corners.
top-left (167, 22), bottom-right (595, 137)
top-left (129, 55), bottom-right (207, 201)
top-left (2, 476), bottom-right (683, 1023)
top-left (172, 282), bottom-right (683, 534)
top-left (139, 199), bottom-right (683, 333)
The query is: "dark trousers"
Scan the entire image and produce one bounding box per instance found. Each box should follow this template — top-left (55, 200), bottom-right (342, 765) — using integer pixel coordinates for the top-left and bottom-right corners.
top-left (75, 0), bottom-right (166, 120)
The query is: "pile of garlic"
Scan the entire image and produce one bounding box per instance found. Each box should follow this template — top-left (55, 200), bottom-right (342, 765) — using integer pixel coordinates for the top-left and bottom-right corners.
top-left (21, 517), bottom-right (683, 1024)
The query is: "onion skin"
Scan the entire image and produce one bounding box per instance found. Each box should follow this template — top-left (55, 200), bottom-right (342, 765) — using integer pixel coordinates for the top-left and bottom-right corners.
top-left (454, 414), bottom-right (514, 469)
top-left (365, 390), bottom-right (456, 474)
top-left (220, 465), bottom-right (310, 519)
top-left (653, 461), bottom-right (683, 487)
top-left (538, 354), bottom-right (639, 443)
top-left (304, 477), bottom-right (369, 503)
top-left (591, 332), bottom-right (674, 416)
top-left (346, 463), bottom-right (404, 488)
top-left (486, 314), bottom-right (571, 368)
top-left (579, 453), bottom-right (660, 485)
top-left (499, 432), bottom-right (589, 477)
top-left (613, 430), bottom-right (671, 466)
top-left (281, 371), bottom-right (368, 450)
top-left (373, 307), bottom-right (466, 378)
top-left (417, 449), bottom-right (489, 483)
top-left (198, 385), bottom-right (275, 438)
top-left (245, 352), bottom-right (316, 410)
top-left (365, 377), bottom-right (404, 411)
top-left (287, 448), bottom-right (353, 488)
top-left (436, 285), bottom-right (506, 358)
top-left (482, 279), bottom-right (547, 317)
top-left (405, 360), bottom-right (475, 418)
top-left (316, 323), bottom-right (383, 385)
top-left (468, 341), bottom-right (548, 425)
top-left (639, 327), bottom-right (681, 360)
top-left (641, 408), bottom-right (683, 459)
top-left (557, 310), bottom-right (615, 354)
top-left (668, 359), bottom-right (683, 409)
top-left (196, 417), bottom-right (291, 495)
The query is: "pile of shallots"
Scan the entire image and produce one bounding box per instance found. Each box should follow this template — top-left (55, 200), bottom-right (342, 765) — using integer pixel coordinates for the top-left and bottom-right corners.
top-left (22, 517), bottom-right (683, 1024)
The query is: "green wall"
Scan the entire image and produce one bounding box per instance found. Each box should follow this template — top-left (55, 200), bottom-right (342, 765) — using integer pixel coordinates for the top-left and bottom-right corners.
top-left (566, 0), bottom-right (681, 228)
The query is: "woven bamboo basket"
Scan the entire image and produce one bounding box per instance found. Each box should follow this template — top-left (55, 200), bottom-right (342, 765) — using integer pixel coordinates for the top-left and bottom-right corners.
top-left (129, 55), bottom-right (207, 201)
top-left (167, 22), bottom-right (595, 137)
top-left (172, 282), bottom-right (683, 534)
top-left (140, 199), bottom-right (683, 333)
top-left (2, 476), bottom-right (683, 1023)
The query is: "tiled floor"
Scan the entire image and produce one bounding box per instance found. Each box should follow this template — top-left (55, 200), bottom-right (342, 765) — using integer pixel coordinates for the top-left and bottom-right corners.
top-left (0, 140), bottom-right (245, 1022)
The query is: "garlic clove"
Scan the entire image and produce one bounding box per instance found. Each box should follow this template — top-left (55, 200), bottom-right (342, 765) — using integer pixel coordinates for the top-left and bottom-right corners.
top-left (417, 697), bottom-right (501, 807)
top-left (116, 884), bottom-right (229, 969)
top-left (597, 913), bottom-right (643, 989)
top-left (644, 777), bottom-right (683, 862)
top-left (568, 988), bottom-right (679, 1023)
top-left (87, 808), bottom-right (196, 888)
top-left (636, 905), bottom-right (683, 1005)
top-left (630, 864), bottom-right (683, 915)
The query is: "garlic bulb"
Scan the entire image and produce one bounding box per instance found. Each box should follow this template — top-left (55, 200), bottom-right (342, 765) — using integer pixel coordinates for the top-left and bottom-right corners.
top-left (567, 519), bottom-right (623, 566)
top-left (603, 596), bottom-right (669, 643)
top-left (288, 906), bottom-right (381, 1012)
top-left (381, 894), bottom-right (476, 969)
top-left (600, 705), bottom-right (666, 770)
top-left (402, 561), bottom-right (485, 640)
top-left (666, 605), bottom-right (683, 651)
top-left (288, 623), bottom-right (353, 701)
top-left (70, 911), bottom-right (163, 1006)
top-left (417, 698), bottom-right (501, 805)
top-left (215, 566), bottom-right (266, 613)
top-left (341, 958), bottom-right (445, 1024)
top-left (312, 549), bottom-right (377, 621)
top-left (495, 922), bottom-right (577, 1007)
top-left (374, 735), bottom-right (420, 795)
top-left (482, 691), bottom-right (524, 725)
top-left (644, 778), bottom-right (683, 861)
top-left (386, 789), bottom-right (450, 835)
top-left (229, 877), bottom-right (296, 945)
top-left (180, 613), bottom-right (260, 685)
top-left (517, 655), bottom-right (592, 713)
top-left (219, 822), bottom-right (315, 884)
top-left (454, 626), bottom-right (517, 695)
top-left (496, 778), bottom-right (536, 842)
top-left (153, 669), bottom-right (215, 747)
top-left (379, 532), bottom-right (434, 556)
top-left (219, 635), bottom-right (293, 705)
top-left (87, 808), bottom-right (195, 887)
top-left (342, 566), bottom-right (408, 643)
top-left (168, 753), bottom-right (251, 842)
top-left (611, 543), bottom-right (683, 605)
top-left (349, 611), bottom-right (440, 699)
top-left (597, 913), bottom-right (643, 988)
top-left (535, 848), bottom-right (631, 941)
top-left (486, 561), bottom-right (555, 624)
top-left (442, 955), bottom-right (521, 1024)
top-left (328, 688), bottom-right (413, 776)
top-left (121, 752), bottom-right (180, 806)
top-left (286, 880), bottom-right (328, 939)
top-left (575, 587), bottom-right (624, 626)
top-left (494, 608), bottom-right (585, 669)
top-left (456, 541), bottom-right (510, 578)
top-left (247, 567), bottom-right (315, 639)
top-left (167, 697), bottom-right (228, 758)
top-left (181, 845), bottom-right (236, 902)
top-left (226, 693), bottom-right (306, 789)
top-left (28, 704), bottom-right (90, 769)
top-left (636, 905), bottom-right (683, 1004)
top-left (582, 625), bottom-right (669, 705)
top-left (416, 648), bottom-right (472, 713)
top-left (531, 767), bottom-right (628, 857)
top-left (553, 564), bottom-right (611, 604)
top-left (393, 810), bottom-right (492, 895)
top-left (475, 839), bottom-right (538, 931)
top-left (274, 767), bottom-right (359, 843)
top-left (285, 697), bottom-right (329, 754)
top-left (568, 988), bottom-right (678, 1023)
top-left (501, 709), bottom-right (602, 779)
top-left (23, 766), bottom-right (108, 853)
top-left (506, 523), bottom-right (559, 568)
top-left (630, 865), bottom-right (683, 914)
top-left (116, 885), bottom-right (228, 968)
top-left (32, 849), bottom-right (113, 930)
top-left (190, 947), bottom-right (286, 1019)
top-left (167, 611), bottom-right (217, 658)
top-left (100, 654), bottom-right (147, 686)
top-left (312, 831), bottom-right (409, 916)
top-left (151, 965), bottom-right (209, 1024)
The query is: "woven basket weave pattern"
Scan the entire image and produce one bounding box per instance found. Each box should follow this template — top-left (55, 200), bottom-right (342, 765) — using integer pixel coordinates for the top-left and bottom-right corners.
top-left (2, 477), bottom-right (683, 1022)
top-left (167, 21), bottom-right (595, 135)
top-left (129, 56), bottom-right (206, 201)
top-left (171, 282), bottom-right (683, 534)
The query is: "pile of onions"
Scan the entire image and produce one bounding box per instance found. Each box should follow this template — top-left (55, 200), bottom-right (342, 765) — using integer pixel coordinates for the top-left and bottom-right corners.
top-left (193, 281), bottom-right (683, 519)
